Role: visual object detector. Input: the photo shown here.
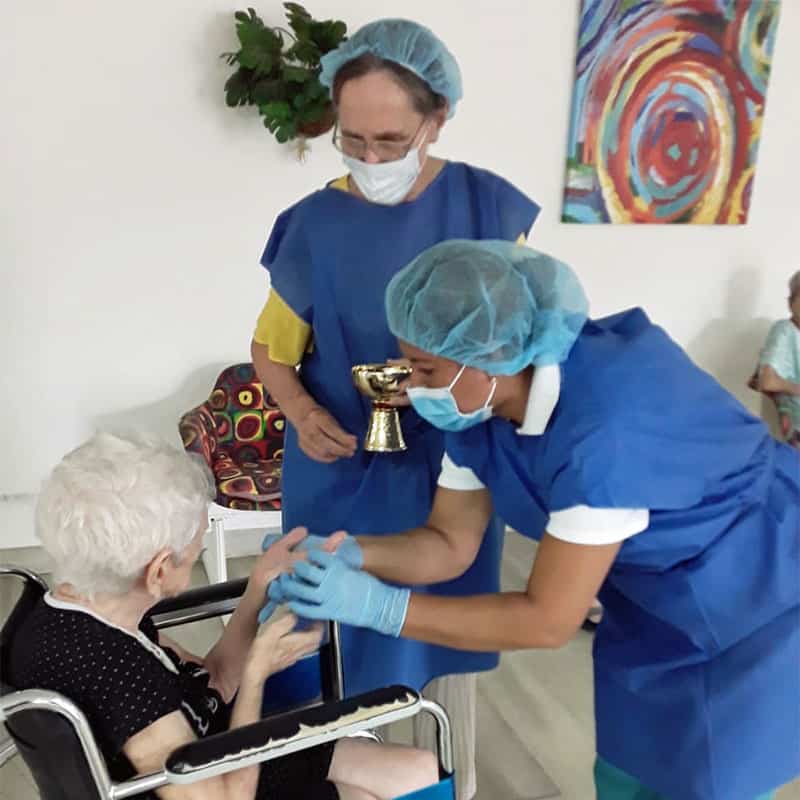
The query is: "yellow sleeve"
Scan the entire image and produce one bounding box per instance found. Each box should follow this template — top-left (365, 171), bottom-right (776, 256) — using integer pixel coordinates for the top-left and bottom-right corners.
top-left (517, 233), bottom-right (527, 244)
top-left (253, 289), bottom-right (313, 366)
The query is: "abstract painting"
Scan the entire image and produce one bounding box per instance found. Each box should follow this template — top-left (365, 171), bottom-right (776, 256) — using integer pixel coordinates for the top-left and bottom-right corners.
top-left (563, 0), bottom-right (781, 224)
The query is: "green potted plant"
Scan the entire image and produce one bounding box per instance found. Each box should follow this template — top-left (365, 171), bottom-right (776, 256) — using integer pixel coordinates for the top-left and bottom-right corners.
top-left (221, 3), bottom-right (347, 144)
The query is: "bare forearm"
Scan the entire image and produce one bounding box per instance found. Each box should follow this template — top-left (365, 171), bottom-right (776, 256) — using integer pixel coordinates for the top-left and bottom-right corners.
top-left (401, 592), bottom-right (575, 651)
top-left (759, 366), bottom-right (800, 396)
top-left (223, 672), bottom-right (264, 799)
top-left (358, 527), bottom-right (475, 586)
top-left (357, 488), bottom-right (490, 585)
top-left (204, 589), bottom-right (262, 700)
top-left (401, 534), bottom-right (617, 650)
top-left (251, 340), bottom-right (315, 426)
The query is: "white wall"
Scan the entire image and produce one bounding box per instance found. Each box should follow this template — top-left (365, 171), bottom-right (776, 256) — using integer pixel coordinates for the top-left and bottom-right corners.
top-left (2, 1), bottom-right (799, 546)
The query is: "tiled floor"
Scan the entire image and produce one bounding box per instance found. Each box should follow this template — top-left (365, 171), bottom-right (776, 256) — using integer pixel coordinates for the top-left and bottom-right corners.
top-left (1, 532), bottom-right (798, 800)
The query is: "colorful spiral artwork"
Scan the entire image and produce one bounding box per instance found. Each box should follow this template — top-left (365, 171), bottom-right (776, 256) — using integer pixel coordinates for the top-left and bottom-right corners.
top-left (563, 0), bottom-right (780, 224)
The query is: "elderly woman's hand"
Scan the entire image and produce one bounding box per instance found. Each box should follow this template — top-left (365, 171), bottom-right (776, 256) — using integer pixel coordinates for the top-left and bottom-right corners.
top-left (261, 529), bottom-right (360, 565)
top-left (249, 527), bottom-right (308, 596)
top-left (244, 612), bottom-right (324, 684)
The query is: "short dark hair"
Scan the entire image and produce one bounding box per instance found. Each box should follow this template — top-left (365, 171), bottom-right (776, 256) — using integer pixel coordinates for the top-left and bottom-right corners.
top-left (331, 53), bottom-right (447, 116)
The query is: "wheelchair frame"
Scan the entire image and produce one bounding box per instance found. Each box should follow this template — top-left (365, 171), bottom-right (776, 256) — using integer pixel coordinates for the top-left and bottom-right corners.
top-left (0, 564), bottom-right (454, 800)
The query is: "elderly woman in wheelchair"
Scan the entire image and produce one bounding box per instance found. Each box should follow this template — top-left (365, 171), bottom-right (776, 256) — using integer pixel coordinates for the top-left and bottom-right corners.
top-left (5, 432), bottom-right (437, 800)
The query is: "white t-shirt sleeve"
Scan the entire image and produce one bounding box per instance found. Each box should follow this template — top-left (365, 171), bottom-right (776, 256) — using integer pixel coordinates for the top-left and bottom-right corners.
top-left (546, 506), bottom-right (649, 545)
top-left (437, 453), bottom-right (486, 491)
top-left (437, 453), bottom-right (647, 541)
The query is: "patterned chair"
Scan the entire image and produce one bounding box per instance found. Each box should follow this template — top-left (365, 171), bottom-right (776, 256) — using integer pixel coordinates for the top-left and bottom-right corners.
top-left (179, 363), bottom-right (285, 583)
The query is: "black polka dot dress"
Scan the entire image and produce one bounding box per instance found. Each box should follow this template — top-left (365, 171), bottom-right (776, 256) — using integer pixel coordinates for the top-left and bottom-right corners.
top-left (8, 594), bottom-right (338, 799)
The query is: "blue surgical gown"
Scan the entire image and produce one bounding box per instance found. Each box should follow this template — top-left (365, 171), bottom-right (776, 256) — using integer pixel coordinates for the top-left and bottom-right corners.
top-left (261, 162), bottom-right (540, 696)
top-left (446, 308), bottom-right (800, 800)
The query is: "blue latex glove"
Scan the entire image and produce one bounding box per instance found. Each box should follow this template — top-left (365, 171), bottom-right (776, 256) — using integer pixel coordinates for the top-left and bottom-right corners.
top-left (274, 549), bottom-right (410, 638)
top-left (257, 530), bottom-right (361, 625)
top-left (261, 532), bottom-right (363, 569)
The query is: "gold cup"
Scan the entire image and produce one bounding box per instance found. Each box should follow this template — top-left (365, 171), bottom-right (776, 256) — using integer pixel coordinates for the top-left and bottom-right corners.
top-left (352, 362), bottom-right (413, 453)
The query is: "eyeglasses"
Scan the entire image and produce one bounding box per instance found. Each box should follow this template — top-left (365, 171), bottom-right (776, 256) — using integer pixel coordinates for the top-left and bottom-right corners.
top-left (332, 117), bottom-right (427, 162)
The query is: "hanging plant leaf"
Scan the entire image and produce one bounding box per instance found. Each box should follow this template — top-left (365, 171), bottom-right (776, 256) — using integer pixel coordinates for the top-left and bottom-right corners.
top-left (331, 20), bottom-right (346, 42)
top-left (251, 78), bottom-right (286, 104)
top-left (292, 37), bottom-right (326, 65)
top-left (235, 16), bottom-right (263, 47)
top-left (310, 20), bottom-right (347, 53)
top-left (275, 124), bottom-right (295, 143)
top-left (239, 47), bottom-right (271, 72)
top-left (260, 100), bottom-right (293, 122)
top-left (284, 3), bottom-right (312, 39)
top-left (239, 30), bottom-right (282, 73)
top-left (284, 3), bottom-right (311, 21)
top-left (282, 65), bottom-right (313, 83)
top-left (222, 5), bottom-right (346, 145)
top-left (297, 105), bottom-right (326, 123)
top-left (305, 80), bottom-right (326, 99)
top-left (224, 69), bottom-right (255, 107)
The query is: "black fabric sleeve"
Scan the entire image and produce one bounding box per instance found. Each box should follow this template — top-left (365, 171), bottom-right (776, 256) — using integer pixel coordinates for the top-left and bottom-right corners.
top-left (83, 632), bottom-right (187, 754)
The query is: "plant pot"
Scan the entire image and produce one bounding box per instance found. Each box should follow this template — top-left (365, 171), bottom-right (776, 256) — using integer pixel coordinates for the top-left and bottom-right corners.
top-left (296, 104), bottom-right (337, 138)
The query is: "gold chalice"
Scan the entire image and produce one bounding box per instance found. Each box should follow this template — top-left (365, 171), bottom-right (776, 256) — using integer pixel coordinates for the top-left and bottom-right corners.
top-left (352, 362), bottom-right (413, 452)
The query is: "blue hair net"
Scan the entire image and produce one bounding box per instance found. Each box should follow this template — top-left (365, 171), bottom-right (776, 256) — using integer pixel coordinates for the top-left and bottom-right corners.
top-left (320, 19), bottom-right (462, 119)
top-left (386, 240), bottom-right (589, 375)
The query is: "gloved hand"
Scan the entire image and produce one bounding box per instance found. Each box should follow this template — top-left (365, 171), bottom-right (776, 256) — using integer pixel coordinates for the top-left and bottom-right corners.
top-left (255, 527), bottom-right (308, 625)
top-left (261, 531), bottom-right (363, 569)
top-left (258, 581), bottom-right (328, 644)
top-left (272, 549), bottom-right (410, 638)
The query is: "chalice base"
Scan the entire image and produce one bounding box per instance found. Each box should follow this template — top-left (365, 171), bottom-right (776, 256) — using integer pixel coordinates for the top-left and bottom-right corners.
top-left (365, 404), bottom-right (407, 452)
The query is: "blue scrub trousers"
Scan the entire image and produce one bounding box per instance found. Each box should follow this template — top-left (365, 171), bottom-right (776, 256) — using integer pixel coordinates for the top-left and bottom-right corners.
top-left (594, 758), bottom-right (776, 800)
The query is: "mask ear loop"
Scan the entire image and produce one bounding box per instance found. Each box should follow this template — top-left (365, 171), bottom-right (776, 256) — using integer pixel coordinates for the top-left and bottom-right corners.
top-left (411, 120), bottom-right (431, 173)
top-left (449, 366), bottom-right (497, 415)
top-left (418, 123), bottom-right (430, 149)
top-left (448, 364), bottom-right (468, 391)
top-left (484, 377), bottom-right (498, 409)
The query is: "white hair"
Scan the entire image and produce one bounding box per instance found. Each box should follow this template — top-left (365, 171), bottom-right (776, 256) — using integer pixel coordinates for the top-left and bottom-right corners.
top-left (789, 270), bottom-right (800, 300)
top-left (36, 432), bottom-right (214, 596)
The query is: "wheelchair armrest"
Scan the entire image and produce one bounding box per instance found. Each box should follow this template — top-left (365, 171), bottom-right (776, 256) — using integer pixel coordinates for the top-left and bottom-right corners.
top-left (165, 685), bottom-right (420, 784)
top-left (148, 579), bottom-right (248, 628)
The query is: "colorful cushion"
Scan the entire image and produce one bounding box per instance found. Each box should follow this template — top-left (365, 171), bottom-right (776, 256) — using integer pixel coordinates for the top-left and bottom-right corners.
top-left (207, 364), bottom-right (285, 460)
top-left (179, 363), bottom-right (286, 511)
top-left (179, 403), bottom-right (218, 469)
top-left (213, 455), bottom-right (282, 511)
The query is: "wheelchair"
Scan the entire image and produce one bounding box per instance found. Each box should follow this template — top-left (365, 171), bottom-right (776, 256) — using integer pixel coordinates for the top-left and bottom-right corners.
top-left (0, 565), bottom-right (456, 800)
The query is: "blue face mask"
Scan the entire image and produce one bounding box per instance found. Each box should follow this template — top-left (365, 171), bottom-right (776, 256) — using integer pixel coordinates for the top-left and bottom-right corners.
top-left (407, 365), bottom-right (497, 432)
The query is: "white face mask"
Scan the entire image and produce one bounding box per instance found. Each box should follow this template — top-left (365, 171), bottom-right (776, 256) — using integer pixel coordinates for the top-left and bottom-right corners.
top-left (343, 127), bottom-right (428, 206)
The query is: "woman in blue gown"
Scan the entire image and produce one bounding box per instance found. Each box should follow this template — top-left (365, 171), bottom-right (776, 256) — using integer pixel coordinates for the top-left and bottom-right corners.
top-left (277, 240), bottom-right (800, 800)
top-left (250, 21), bottom-right (539, 800)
